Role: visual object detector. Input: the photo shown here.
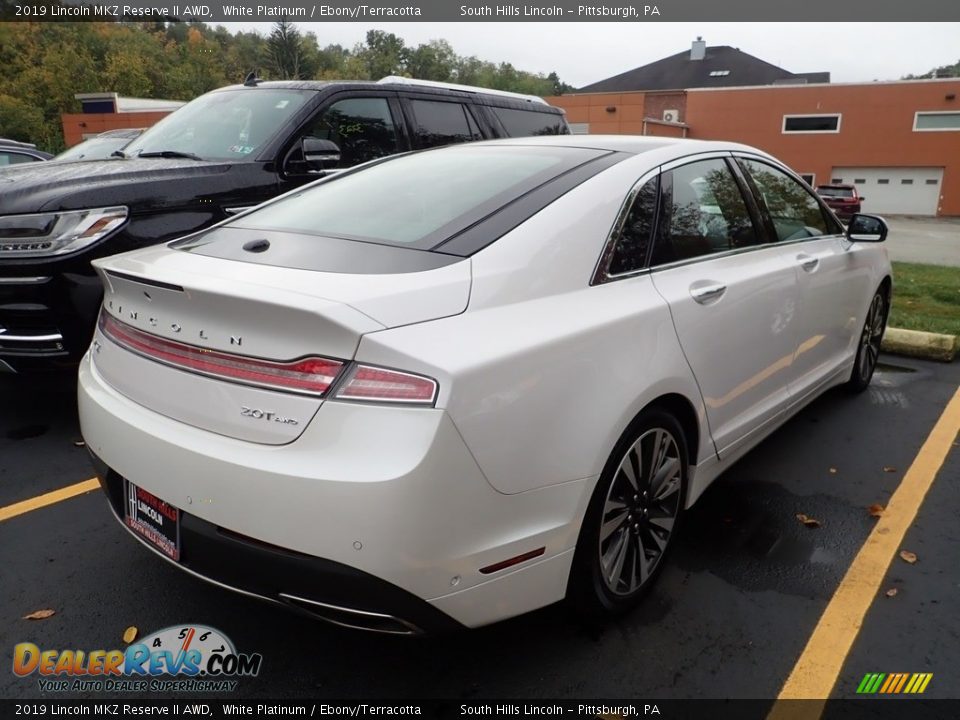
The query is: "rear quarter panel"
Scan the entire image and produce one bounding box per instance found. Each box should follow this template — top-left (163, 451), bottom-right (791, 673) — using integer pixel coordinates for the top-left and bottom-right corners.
top-left (355, 160), bottom-right (712, 495)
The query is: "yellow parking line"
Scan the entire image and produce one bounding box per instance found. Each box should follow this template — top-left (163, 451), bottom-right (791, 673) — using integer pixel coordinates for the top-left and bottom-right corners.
top-left (0, 478), bottom-right (101, 523)
top-left (768, 386), bottom-right (960, 718)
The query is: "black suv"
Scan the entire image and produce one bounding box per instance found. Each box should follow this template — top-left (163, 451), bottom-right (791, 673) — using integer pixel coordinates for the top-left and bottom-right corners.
top-left (0, 77), bottom-right (568, 372)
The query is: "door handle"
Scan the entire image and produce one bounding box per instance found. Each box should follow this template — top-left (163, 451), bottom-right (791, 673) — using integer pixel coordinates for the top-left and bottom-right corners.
top-left (690, 283), bottom-right (727, 304)
top-left (797, 254), bottom-right (819, 272)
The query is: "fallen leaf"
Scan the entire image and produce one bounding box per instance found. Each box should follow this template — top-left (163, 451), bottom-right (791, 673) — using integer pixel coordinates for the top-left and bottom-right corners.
top-left (868, 504), bottom-right (885, 518)
top-left (829, 468), bottom-right (837, 474)
top-left (73, 439), bottom-right (86, 448)
top-left (23, 609), bottom-right (55, 620)
top-left (123, 626), bottom-right (138, 643)
top-left (885, 588), bottom-right (899, 598)
top-left (899, 550), bottom-right (918, 564)
top-left (796, 513), bottom-right (822, 528)
top-left (883, 466), bottom-right (897, 473)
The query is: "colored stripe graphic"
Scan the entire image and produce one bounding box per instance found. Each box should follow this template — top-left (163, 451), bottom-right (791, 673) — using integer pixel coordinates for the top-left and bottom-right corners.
top-left (857, 673), bottom-right (932, 694)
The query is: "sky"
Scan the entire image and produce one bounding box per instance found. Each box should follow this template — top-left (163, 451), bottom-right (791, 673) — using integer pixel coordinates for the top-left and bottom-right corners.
top-left (215, 22), bottom-right (960, 88)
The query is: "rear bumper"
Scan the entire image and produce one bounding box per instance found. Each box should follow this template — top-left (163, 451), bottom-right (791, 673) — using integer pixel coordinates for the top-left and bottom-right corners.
top-left (825, 203), bottom-right (861, 219)
top-left (78, 352), bottom-right (590, 630)
top-left (92, 453), bottom-right (461, 634)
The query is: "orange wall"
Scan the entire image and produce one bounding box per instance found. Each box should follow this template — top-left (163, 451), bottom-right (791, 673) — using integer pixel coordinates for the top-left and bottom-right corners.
top-left (61, 111), bottom-right (172, 147)
top-left (686, 81), bottom-right (960, 215)
top-left (548, 92), bottom-right (648, 135)
top-left (548, 80), bottom-right (960, 216)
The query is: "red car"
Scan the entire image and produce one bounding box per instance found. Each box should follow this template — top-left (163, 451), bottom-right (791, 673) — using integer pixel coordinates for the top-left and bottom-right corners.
top-left (817, 183), bottom-right (862, 221)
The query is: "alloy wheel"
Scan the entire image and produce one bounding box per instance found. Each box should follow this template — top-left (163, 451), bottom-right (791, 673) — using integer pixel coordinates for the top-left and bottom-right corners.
top-left (859, 292), bottom-right (886, 383)
top-left (598, 427), bottom-right (683, 596)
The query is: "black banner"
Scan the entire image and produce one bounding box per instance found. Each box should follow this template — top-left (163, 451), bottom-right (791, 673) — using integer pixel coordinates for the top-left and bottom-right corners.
top-left (1, 700), bottom-right (958, 720)
top-left (1, 0), bottom-right (959, 22)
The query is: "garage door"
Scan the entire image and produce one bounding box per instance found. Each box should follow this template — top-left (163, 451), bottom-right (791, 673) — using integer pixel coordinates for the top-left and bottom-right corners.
top-left (830, 167), bottom-right (944, 216)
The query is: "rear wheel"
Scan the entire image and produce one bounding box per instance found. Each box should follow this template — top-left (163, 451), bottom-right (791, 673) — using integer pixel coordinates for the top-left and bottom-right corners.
top-left (848, 286), bottom-right (889, 393)
top-left (568, 410), bottom-right (687, 618)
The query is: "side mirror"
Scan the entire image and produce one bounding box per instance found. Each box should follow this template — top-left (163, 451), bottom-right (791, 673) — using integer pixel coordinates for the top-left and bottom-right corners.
top-left (859, 196), bottom-right (866, 201)
top-left (302, 137), bottom-right (340, 172)
top-left (846, 213), bottom-right (887, 243)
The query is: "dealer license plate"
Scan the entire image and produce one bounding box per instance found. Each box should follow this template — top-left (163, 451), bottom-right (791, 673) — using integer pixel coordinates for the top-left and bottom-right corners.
top-left (124, 480), bottom-right (181, 561)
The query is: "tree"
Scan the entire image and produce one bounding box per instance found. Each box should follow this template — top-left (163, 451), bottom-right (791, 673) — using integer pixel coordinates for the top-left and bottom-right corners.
top-left (0, 94), bottom-right (45, 143)
top-left (359, 30), bottom-right (407, 79)
top-left (903, 59), bottom-right (960, 79)
top-left (266, 20), bottom-right (305, 80)
top-left (406, 40), bottom-right (456, 82)
top-left (0, 21), bottom-right (574, 152)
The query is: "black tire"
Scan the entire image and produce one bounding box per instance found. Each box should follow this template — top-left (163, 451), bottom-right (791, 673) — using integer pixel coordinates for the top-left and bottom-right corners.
top-left (567, 409), bottom-right (688, 619)
top-left (847, 284), bottom-right (889, 393)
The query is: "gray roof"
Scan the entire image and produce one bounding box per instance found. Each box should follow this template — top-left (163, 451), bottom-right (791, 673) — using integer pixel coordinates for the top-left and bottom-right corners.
top-left (579, 46), bottom-right (830, 93)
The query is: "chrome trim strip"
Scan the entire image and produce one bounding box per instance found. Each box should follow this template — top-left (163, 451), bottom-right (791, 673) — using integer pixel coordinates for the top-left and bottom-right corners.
top-left (278, 593), bottom-right (423, 636)
top-left (0, 358), bottom-right (16, 373)
top-left (0, 332), bottom-right (63, 342)
top-left (0, 276), bottom-right (51, 284)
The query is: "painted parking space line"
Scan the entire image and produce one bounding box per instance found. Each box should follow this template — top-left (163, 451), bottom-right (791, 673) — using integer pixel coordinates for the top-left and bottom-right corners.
top-left (768, 385), bottom-right (960, 717)
top-left (0, 478), bottom-right (100, 523)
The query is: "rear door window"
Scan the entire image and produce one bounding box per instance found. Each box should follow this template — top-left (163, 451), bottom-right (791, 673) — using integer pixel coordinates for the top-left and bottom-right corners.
top-left (650, 158), bottom-right (760, 266)
top-left (492, 107), bottom-right (569, 137)
top-left (408, 100), bottom-right (482, 149)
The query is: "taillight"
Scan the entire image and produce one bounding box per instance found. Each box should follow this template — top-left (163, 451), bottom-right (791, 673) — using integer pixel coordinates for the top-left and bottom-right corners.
top-left (98, 312), bottom-right (343, 396)
top-left (334, 364), bottom-right (437, 405)
top-left (97, 312), bottom-right (439, 405)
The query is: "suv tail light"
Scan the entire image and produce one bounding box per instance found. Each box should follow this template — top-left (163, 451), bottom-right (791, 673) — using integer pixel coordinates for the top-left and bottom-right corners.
top-left (98, 313), bottom-right (438, 405)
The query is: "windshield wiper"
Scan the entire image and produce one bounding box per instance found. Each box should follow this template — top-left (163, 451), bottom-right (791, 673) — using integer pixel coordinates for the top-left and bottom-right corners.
top-left (137, 150), bottom-right (203, 161)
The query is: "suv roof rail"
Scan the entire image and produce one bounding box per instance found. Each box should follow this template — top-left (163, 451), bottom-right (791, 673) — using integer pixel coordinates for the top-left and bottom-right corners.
top-left (0, 137), bottom-right (37, 148)
top-left (376, 76), bottom-right (548, 105)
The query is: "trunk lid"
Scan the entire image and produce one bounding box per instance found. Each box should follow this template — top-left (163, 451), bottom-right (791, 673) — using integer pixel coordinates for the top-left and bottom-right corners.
top-left (91, 242), bottom-right (470, 444)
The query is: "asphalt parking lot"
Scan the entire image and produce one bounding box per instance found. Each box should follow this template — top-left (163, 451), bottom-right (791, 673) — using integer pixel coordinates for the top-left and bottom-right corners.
top-left (884, 217), bottom-right (960, 267)
top-left (2, 356), bottom-right (959, 706)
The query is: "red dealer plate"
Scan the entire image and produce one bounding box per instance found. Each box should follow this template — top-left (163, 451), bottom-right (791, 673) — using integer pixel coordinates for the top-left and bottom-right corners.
top-left (124, 480), bottom-right (181, 562)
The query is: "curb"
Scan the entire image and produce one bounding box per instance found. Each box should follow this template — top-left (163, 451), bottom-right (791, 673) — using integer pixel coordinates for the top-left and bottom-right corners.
top-left (882, 327), bottom-right (959, 363)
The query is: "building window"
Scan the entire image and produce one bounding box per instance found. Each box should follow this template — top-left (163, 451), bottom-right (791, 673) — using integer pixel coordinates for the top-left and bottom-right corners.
top-left (568, 123), bottom-right (590, 135)
top-left (913, 111), bottom-right (960, 131)
top-left (783, 114), bottom-right (841, 134)
top-left (709, 70), bottom-right (730, 77)
top-left (831, 178), bottom-right (843, 184)
top-left (926, 179), bottom-right (939, 185)
top-left (854, 178), bottom-right (866, 184)
top-left (799, 173), bottom-right (815, 186)
top-left (877, 179), bottom-right (890, 185)
top-left (901, 179), bottom-right (914, 185)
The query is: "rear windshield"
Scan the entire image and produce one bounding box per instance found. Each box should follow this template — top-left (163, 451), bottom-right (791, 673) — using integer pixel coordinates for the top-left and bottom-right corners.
top-left (817, 186), bottom-right (855, 198)
top-left (228, 145), bottom-right (607, 250)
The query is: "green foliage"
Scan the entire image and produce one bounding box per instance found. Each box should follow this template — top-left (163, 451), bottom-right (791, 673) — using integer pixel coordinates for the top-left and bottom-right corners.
top-left (0, 20), bottom-right (572, 153)
top-left (902, 59), bottom-right (960, 79)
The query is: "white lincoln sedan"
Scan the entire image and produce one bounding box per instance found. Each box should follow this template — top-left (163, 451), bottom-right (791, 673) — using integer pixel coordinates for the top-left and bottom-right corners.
top-left (78, 136), bottom-right (891, 634)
